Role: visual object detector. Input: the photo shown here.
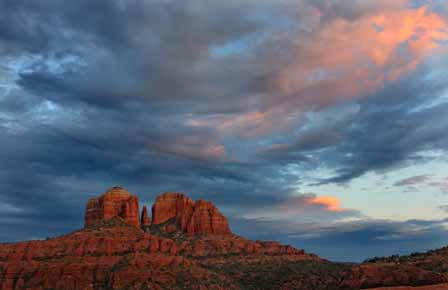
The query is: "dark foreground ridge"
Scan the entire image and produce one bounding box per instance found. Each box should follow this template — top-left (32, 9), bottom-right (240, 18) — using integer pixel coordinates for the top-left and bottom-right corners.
top-left (0, 186), bottom-right (447, 290)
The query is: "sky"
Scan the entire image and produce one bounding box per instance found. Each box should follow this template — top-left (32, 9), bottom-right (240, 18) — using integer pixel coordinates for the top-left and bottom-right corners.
top-left (0, 0), bottom-right (448, 262)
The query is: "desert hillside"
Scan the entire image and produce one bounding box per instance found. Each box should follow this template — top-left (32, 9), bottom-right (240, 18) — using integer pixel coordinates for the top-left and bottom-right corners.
top-left (0, 187), bottom-right (447, 290)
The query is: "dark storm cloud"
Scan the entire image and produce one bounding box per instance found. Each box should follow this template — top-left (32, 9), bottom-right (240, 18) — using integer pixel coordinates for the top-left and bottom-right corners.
top-left (257, 130), bottom-right (342, 163)
top-left (257, 66), bottom-right (448, 185)
top-left (1, 0), bottom-right (448, 262)
top-left (320, 74), bottom-right (448, 184)
top-left (3, 0), bottom-right (270, 111)
top-left (0, 98), bottom-right (297, 240)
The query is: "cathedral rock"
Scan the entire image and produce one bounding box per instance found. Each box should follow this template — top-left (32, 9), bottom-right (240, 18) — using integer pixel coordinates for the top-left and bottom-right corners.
top-left (84, 188), bottom-right (232, 236)
top-left (84, 186), bottom-right (140, 227)
top-left (0, 187), bottom-right (445, 290)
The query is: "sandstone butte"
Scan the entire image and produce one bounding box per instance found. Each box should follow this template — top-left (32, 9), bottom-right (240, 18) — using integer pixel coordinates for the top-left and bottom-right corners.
top-left (150, 192), bottom-right (231, 236)
top-left (85, 186), bottom-right (140, 227)
top-left (0, 186), bottom-right (447, 290)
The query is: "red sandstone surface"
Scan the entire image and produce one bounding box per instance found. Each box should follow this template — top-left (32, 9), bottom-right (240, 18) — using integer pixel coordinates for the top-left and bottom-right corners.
top-left (150, 192), bottom-right (231, 235)
top-left (0, 187), bottom-right (447, 290)
top-left (85, 187), bottom-right (140, 227)
top-left (0, 219), bottom-right (315, 290)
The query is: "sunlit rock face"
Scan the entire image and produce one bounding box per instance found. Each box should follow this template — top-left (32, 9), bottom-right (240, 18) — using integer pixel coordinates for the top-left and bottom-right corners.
top-left (151, 192), bottom-right (232, 235)
top-left (84, 186), bottom-right (140, 227)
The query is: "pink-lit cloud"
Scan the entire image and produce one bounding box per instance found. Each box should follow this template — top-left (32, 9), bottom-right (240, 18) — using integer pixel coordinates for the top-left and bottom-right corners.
top-left (188, 111), bottom-right (270, 137)
top-left (188, 109), bottom-right (302, 138)
top-left (188, 3), bottom-right (448, 140)
top-left (151, 135), bottom-right (227, 161)
top-left (307, 195), bottom-right (344, 212)
top-left (242, 193), bottom-right (359, 222)
top-left (273, 5), bottom-right (448, 108)
top-left (276, 193), bottom-right (347, 213)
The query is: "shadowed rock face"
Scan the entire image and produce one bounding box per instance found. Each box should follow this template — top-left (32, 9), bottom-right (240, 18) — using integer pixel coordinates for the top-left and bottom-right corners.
top-left (84, 186), bottom-right (140, 227)
top-left (150, 192), bottom-right (232, 236)
top-left (140, 205), bottom-right (151, 226)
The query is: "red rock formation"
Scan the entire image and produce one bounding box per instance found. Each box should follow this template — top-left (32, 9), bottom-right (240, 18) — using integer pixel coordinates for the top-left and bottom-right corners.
top-left (1, 188), bottom-right (447, 290)
top-left (151, 192), bottom-right (232, 235)
top-left (84, 186), bottom-right (140, 227)
top-left (141, 205), bottom-right (151, 226)
top-left (0, 219), bottom-right (317, 290)
top-left (151, 192), bottom-right (194, 225)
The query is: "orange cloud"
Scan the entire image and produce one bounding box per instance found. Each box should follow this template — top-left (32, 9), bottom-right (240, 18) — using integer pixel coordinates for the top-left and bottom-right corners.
top-left (242, 193), bottom-right (356, 221)
top-left (189, 3), bottom-right (448, 140)
top-left (276, 193), bottom-right (346, 213)
top-left (307, 196), bottom-right (343, 212)
top-left (275, 5), bottom-right (448, 106)
top-left (189, 111), bottom-right (268, 132)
